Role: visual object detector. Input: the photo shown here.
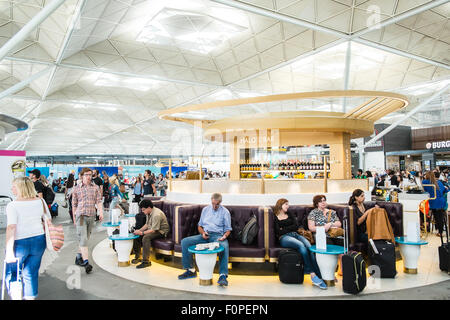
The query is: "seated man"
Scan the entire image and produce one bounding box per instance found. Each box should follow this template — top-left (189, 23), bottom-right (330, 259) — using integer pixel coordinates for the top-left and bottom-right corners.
top-left (178, 193), bottom-right (232, 287)
top-left (131, 199), bottom-right (169, 269)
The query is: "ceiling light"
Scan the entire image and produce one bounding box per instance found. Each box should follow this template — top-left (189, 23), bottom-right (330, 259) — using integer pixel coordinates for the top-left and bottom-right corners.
top-left (94, 73), bottom-right (161, 91)
top-left (136, 8), bottom-right (247, 54)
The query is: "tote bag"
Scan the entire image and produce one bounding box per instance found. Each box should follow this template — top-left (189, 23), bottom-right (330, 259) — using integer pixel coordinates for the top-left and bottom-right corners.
top-left (41, 199), bottom-right (64, 252)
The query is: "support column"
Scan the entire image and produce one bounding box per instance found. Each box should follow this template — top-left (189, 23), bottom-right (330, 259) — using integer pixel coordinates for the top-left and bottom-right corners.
top-left (329, 133), bottom-right (352, 179)
top-left (230, 136), bottom-right (240, 180)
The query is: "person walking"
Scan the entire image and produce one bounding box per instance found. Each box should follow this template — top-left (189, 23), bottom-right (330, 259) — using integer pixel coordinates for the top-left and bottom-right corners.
top-left (4, 177), bottom-right (49, 300)
top-left (71, 167), bottom-right (103, 273)
top-left (156, 173), bottom-right (168, 196)
top-left (143, 170), bottom-right (156, 197)
top-left (28, 169), bottom-right (44, 199)
top-left (132, 176), bottom-right (144, 203)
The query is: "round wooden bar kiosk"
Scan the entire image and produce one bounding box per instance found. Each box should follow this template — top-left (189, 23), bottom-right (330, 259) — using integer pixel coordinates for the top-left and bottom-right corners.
top-left (158, 90), bottom-right (409, 204)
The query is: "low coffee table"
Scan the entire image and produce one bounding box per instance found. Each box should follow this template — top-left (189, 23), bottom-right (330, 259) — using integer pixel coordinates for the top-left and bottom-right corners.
top-left (188, 245), bottom-right (224, 286)
top-left (309, 245), bottom-right (345, 287)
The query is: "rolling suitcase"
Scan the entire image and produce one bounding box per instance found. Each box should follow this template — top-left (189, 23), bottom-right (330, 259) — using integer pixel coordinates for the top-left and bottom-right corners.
top-left (278, 249), bottom-right (304, 284)
top-left (368, 239), bottom-right (397, 278)
top-left (438, 213), bottom-right (449, 274)
top-left (2, 259), bottom-right (23, 300)
top-left (342, 218), bottom-right (366, 294)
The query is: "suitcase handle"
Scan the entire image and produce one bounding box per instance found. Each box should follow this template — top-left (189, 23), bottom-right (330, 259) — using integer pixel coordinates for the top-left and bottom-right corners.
top-left (369, 238), bottom-right (380, 254)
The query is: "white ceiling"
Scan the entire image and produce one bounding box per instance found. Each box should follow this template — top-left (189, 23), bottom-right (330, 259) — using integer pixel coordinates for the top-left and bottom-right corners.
top-left (0, 0), bottom-right (449, 156)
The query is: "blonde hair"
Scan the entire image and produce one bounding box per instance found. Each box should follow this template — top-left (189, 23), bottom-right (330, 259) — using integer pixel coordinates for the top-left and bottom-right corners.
top-left (109, 176), bottom-right (119, 186)
top-left (39, 175), bottom-right (48, 186)
top-left (13, 177), bottom-right (37, 199)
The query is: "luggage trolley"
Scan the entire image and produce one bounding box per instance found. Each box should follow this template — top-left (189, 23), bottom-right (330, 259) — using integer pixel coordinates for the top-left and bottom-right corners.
top-left (0, 196), bottom-right (12, 229)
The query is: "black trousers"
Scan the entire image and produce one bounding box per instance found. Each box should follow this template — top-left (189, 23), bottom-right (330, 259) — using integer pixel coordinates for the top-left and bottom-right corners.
top-left (432, 209), bottom-right (446, 234)
top-left (133, 194), bottom-right (142, 203)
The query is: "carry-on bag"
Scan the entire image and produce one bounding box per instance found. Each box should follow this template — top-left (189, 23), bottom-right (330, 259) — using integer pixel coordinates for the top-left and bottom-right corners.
top-left (278, 249), bottom-right (304, 284)
top-left (2, 259), bottom-right (23, 300)
top-left (368, 238), bottom-right (397, 278)
top-left (438, 213), bottom-right (449, 274)
top-left (342, 217), bottom-right (366, 294)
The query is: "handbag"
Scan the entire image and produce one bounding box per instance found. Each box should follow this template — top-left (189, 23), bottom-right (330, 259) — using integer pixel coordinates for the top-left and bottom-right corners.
top-left (326, 210), bottom-right (344, 238)
top-left (297, 227), bottom-right (314, 244)
top-left (41, 199), bottom-right (64, 252)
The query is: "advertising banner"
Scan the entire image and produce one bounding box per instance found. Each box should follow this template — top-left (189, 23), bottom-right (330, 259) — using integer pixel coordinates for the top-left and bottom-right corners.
top-left (0, 150), bottom-right (26, 198)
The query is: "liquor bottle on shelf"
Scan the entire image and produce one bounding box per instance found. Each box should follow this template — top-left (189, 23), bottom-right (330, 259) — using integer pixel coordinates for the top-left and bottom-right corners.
top-left (290, 161), bottom-right (295, 170)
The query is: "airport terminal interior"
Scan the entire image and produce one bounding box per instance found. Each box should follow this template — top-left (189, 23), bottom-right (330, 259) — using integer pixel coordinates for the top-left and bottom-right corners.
top-left (0, 0), bottom-right (449, 301)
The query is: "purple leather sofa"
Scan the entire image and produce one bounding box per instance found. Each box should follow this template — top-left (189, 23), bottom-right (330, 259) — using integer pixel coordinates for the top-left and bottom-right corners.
top-left (347, 201), bottom-right (403, 253)
top-left (267, 204), bottom-right (350, 262)
top-left (171, 204), bottom-right (267, 262)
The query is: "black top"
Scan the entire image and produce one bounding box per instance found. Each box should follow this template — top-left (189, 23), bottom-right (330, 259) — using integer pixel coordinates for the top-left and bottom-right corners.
top-left (352, 204), bottom-right (367, 235)
top-left (93, 177), bottom-right (103, 188)
top-left (103, 181), bottom-right (110, 196)
top-left (33, 180), bottom-right (44, 196)
top-left (274, 211), bottom-right (298, 240)
top-left (390, 175), bottom-right (399, 187)
top-left (143, 178), bottom-right (154, 195)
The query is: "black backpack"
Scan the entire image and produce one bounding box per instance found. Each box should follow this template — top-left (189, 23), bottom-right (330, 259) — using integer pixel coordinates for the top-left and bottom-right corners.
top-left (43, 185), bottom-right (55, 205)
top-left (238, 215), bottom-right (258, 245)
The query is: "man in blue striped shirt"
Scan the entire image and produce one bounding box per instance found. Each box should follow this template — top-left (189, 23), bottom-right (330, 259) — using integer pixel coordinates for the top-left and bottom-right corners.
top-left (178, 193), bottom-right (232, 286)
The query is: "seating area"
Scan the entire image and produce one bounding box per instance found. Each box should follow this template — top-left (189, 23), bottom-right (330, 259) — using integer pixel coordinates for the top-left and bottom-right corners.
top-left (143, 199), bottom-right (404, 264)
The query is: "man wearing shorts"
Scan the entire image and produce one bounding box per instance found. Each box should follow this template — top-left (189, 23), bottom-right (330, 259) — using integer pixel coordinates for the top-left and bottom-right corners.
top-left (71, 167), bottom-right (103, 273)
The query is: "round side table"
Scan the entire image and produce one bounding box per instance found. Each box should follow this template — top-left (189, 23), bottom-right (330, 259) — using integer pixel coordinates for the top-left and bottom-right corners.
top-left (309, 245), bottom-right (345, 287)
top-left (124, 214), bottom-right (136, 228)
top-left (109, 233), bottom-right (139, 267)
top-left (188, 245), bottom-right (224, 286)
top-left (395, 237), bottom-right (428, 274)
top-left (102, 222), bottom-right (120, 248)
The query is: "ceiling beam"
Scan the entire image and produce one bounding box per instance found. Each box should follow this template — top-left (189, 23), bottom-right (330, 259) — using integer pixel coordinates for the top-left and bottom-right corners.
top-left (351, 0), bottom-right (450, 38)
top-left (67, 88), bottom-right (220, 153)
top-left (361, 84), bottom-right (450, 150)
top-left (0, 0), bottom-right (67, 62)
top-left (0, 67), bottom-right (52, 102)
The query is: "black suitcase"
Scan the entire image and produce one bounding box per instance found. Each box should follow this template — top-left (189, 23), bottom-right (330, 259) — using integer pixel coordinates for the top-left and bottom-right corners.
top-left (368, 239), bottom-right (397, 278)
top-left (342, 219), bottom-right (366, 294)
top-left (278, 249), bottom-right (304, 284)
top-left (438, 214), bottom-right (449, 274)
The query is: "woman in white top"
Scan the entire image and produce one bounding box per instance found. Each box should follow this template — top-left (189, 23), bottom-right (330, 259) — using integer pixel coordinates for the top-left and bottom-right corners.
top-left (5, 177), bottom-right (50, 300)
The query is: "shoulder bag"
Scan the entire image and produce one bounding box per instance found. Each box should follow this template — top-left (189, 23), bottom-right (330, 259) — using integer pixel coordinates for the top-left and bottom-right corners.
top-left (41, 199), bottom-right (64, 252)
top-left (327, 210), bottom-right (344, 238)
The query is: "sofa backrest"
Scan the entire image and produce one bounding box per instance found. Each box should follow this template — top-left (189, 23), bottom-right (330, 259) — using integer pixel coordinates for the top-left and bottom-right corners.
top-left (226, 205), bottom-right (265, 248)
top-left (346, 201), bottom-right (403, 246)
top-left (267, 204), bottom-right (349, 247)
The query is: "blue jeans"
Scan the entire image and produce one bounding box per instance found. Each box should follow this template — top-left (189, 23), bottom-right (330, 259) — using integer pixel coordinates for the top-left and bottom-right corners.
top-left (181, 233), bottom-right (229, 276)
top-left (280, 232), bottom-right (321, 277)
top-left (5, 234), bottom-right (46, 299)
top-left (109, 196), bottom-right (119, 211)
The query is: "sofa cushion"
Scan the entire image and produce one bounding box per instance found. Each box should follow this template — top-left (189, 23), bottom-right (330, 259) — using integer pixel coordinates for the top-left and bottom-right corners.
top-left (227, 239), bottom-right (265, 258)
top-left (152, 238), bottom-right (174, 252)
